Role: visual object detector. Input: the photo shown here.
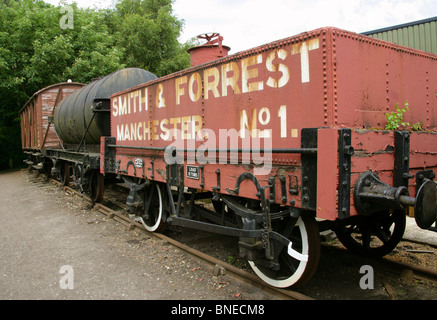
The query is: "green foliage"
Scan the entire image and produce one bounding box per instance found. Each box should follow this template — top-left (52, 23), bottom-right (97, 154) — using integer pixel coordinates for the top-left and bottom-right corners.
top-left (0, 0), bottom-right (191, 170)
top-left (410, 121), bottom-right (424, 131)
top-left (111, 0), bottom-right (190, 77)
top-left (384, 101), bottom-right (423, 131)
top-left (385, 102), bottom-right (410, 130)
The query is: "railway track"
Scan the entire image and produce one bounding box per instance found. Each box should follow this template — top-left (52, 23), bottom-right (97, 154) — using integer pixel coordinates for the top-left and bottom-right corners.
top-left (29, 170), bottom-right (437, 299)
top-left (323, 243), bottom-right (437, 286)
top-left (93, 202), bottom-right (313, 300)
top-left (47, 175), bottom-right (313, 300)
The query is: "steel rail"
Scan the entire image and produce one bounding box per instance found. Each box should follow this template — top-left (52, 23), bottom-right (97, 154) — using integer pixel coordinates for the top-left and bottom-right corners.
top-left (380, 256), bottom-right (437, 284)
top-left (324, 244), bottom-right (437, 285)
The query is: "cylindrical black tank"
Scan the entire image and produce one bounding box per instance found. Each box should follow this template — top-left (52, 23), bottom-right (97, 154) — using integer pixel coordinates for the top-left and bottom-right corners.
top-left (54, 68), bottom-right (157, 144)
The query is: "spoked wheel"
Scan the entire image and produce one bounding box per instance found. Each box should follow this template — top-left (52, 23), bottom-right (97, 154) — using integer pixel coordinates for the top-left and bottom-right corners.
top-left (249, 213), bottom-right (321, 288)
top-left (334, 210), bottom-right (406, 257)
top-left (140, 182), bottom-right (168, 232)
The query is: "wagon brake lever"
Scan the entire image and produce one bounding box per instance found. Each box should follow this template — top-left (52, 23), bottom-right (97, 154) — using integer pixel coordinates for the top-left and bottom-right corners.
top-left (287, 242), bottom-right (309, 262)
top-left (268, 230), bottom-right (309, 262)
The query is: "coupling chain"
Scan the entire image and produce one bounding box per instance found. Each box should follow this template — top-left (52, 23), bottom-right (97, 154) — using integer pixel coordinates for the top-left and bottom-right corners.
top-left (260, 187), bottom-right (273, 258)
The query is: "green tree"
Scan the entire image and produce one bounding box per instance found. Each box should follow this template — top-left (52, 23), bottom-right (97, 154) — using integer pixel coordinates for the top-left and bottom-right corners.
top-left (0, 0), bottom-right (192, 170)
top-left (110, 0), bottom-right (191, 77)
top-left (0, 0), bottom-right (124, 170)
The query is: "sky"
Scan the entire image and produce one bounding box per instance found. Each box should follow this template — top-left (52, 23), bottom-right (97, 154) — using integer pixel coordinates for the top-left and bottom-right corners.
top-left (44, 0), bottom-right (437, 54)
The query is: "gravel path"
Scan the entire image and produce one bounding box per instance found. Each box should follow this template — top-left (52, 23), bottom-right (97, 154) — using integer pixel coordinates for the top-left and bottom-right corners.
top-left (0, 170), bottom-right (276, 300)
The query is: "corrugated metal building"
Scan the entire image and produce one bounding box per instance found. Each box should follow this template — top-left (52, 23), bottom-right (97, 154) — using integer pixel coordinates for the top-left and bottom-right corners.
top-left (362, 16), bottom-right (437, 54)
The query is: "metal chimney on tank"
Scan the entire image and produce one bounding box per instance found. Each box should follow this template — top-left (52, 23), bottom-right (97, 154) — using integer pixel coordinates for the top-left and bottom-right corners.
top-left (188, 33), bottom-right (230, 67)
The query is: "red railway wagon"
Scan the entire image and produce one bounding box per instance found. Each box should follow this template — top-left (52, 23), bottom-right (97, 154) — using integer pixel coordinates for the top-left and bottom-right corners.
top-left (20, 82), bottom-right (84, 170)
top-left (102, 27), bottom-right (437, 287)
